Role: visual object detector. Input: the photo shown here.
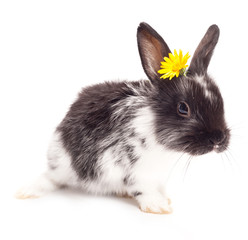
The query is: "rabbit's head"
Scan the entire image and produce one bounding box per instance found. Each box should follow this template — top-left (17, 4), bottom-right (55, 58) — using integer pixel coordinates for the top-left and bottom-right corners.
top-left (137, 23), bottom-right (230, 155)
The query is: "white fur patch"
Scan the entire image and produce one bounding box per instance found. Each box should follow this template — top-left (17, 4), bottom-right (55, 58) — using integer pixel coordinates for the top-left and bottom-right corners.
top-left (46, 132), bottom-right (79, 187)
top-left (194, 74), bottom-right (213, 100)
top-left (82, 144), bottom-right (129, 195)
top-left (130, 106), bottom-right (181, 187)
top-left (126, 106), bottom-right (181, 212)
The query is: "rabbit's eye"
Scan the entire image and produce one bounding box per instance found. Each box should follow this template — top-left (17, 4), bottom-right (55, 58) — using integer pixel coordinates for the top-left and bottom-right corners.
top-left (177, 102), bottom-right (190, 117)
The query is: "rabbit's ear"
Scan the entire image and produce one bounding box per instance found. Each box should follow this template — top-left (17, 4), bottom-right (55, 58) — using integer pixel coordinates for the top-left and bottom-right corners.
top-left (137, 22), bottom-right (171, 82)
top-left (188, 25), bottom-right (220, 75)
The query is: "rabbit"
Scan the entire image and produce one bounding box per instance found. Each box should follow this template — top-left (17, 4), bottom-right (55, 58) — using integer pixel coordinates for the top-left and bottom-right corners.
top-left (16, 22), bottom-right (230, 214)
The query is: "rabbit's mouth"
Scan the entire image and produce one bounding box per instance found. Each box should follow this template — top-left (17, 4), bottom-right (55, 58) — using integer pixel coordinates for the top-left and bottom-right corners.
top-left (211, 136), bottom-right (230, 154)
top-left (178, 128), bottom-right (231, 156)
top-left (209, 128), bottom-right (231, 154)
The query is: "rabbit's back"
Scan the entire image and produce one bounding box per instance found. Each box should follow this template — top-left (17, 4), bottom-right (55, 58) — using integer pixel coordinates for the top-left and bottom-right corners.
top-left (55, 80), bottom-right (151, 186)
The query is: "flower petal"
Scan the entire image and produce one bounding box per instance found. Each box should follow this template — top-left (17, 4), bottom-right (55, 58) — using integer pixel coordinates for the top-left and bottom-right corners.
top-left (158, 49), bottom-right (190, 80)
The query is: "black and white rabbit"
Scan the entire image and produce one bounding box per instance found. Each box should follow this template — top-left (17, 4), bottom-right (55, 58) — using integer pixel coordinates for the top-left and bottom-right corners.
top-left (16, 22), bottom-right (230, 214)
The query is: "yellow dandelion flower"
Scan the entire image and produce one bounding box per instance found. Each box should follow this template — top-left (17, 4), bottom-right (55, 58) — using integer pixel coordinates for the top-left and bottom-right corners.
top-left (158, 49), bottom-right (190, 80)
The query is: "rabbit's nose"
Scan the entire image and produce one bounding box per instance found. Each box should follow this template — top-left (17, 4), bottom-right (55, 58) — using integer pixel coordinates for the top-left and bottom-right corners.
top-left (208, 130), bottom-right (225, 145)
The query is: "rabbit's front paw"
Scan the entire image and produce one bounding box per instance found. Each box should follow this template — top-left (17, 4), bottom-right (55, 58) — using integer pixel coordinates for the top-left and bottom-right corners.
top-left (136, 193), bottom-right (172, 214)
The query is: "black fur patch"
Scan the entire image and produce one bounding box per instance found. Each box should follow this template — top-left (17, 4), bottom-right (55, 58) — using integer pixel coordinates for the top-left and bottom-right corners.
top-left (128, 129), bottom-right (136, 138)
top-left (123, 175), bottom-right (135, 186)
top-left (48, 162), bottom-right (57, 170)
top-left (125, 145), bottom-right (139, 164)
top-left (132, 191), bottom-right (142, 197)
top-left (57, 81), bottom-right (147, 181)
top-left (140, 138), bottom-right (146, 148)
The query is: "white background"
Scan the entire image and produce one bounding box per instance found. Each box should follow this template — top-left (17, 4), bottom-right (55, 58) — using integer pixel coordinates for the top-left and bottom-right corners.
top-left (1, 0), bottom-right (248, 239)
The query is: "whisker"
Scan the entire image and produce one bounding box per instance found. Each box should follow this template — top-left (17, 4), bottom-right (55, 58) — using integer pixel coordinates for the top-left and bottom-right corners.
top-left (183, 156), bottom-right (193, 181)
top-left (226, 147), bottom-right (236, 161)
top-left (227, 123), bottom-right (244, 131)
top-left (222, 150), bottom-right (238, 174)
top-left (228, 125), bottom-right (245, 139)
top-left (220, 152), bottom-right (227, 171)
top-left (167, 152), bottom-right (185, 181)
top-left (226, 147), bottom-right (239, 170)
top-left (223, 150), bottom-right (232, 166)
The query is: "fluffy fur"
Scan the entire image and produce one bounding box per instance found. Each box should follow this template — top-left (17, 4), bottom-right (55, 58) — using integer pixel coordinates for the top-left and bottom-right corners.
top-left (16, 23), bottom-right (230, 214)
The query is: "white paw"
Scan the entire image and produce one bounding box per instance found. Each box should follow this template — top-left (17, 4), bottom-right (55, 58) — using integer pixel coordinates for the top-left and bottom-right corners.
top-left (137, 193), bottom-right (172, 214)
top-left (15, 174), bottom-right (56, 199)
top-left (15, 185), bottom-right (43, 199)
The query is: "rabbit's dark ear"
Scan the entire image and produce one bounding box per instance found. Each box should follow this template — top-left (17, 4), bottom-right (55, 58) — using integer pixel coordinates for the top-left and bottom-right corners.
top-left (188, 25), bottom-right (220, 75)
top-left (137, 22), bottom-right (171, 82)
